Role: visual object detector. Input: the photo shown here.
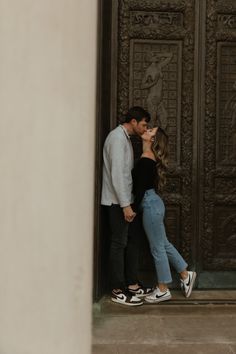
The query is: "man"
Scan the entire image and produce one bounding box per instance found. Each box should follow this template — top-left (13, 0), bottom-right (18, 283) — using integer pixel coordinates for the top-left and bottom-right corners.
top-left (101, 106), bottom-right (152, 306)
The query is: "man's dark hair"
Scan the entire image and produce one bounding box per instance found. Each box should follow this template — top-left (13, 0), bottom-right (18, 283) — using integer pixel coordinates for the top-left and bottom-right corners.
top-left (122, 106), bottom-right (151, 123)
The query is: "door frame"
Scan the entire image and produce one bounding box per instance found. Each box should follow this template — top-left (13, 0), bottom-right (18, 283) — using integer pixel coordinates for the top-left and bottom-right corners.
top-left (93, 0), bottom-right (117, 301)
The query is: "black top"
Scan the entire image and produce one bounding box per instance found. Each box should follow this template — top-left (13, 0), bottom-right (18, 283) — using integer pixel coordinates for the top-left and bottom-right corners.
top-left (132, 157), bottom-right (158, 212)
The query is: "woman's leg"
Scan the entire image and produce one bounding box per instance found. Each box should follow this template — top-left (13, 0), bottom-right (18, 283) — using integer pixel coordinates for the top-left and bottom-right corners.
top-left (142, 197), bottom-right (173, 302)
top-left (142, 191), bottom-right (188, 278)
top-left (162, 227), bottom-right (197, 298)
top-left (142, 197), bottom-right (172, 285)
top-left (163, 236), bottom-right (188, 275)
top-left (142, 191), bottom-right (196, 300)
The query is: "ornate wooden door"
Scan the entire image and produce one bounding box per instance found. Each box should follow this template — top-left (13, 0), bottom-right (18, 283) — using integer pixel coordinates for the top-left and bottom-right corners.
top-left (94, 0), bottom-right (236, 297)
top-left (113, 0), bottom-right (198, 287)
top-left (102, 0), bottom-right (236, 289)
top-left (199, 0), bottom-right (236, 287)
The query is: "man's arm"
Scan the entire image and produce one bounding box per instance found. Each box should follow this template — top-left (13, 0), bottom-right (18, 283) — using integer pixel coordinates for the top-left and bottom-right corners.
top-left (107, 134), bottom-right (136, 221)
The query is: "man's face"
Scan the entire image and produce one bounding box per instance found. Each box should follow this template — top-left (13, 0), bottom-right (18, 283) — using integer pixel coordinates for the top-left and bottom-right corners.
top-left (131, 118), bottom-right (148, 136)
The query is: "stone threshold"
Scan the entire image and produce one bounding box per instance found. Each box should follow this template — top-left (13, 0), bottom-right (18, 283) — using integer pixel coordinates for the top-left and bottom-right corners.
top-left (159, 289), bottom-right (236, 304)
top-left (93, 290), bottom-right (236, 317)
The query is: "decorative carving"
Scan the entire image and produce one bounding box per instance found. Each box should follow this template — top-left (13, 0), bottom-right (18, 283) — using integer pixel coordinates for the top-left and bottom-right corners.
top-left (129, 40), bottom-right (182, 164)
top-left (129, 40), bottom-right (181, 138)
top-left (141, 50), bottom-right (173, 129)
top-left (165, 177), bottom-right (182, 194)
top-left (213, 208), bottom-right (236, 262)
top-left (128, 0), bottom-right (186, 11)
top-left (165, 206), bottom-right (181, 249)
top-left (218, 14), bottom-right (236, 30)
top-left (130, 11), bottom-right (183, 27)
top-left (217, 43), bottom-right (236, 164)
top-left (215, 177), bottom-right (236, 195)
top-left (217, 0), bottom-right (236, 13)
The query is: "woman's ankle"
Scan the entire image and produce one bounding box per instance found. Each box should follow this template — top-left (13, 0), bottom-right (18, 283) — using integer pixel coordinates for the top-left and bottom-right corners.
top-left (158, 283), bottom-right (168, 292)
top-left (128, 283), bottom-right (139, 290)
top-left (180, 270), bottom-right (189, 280)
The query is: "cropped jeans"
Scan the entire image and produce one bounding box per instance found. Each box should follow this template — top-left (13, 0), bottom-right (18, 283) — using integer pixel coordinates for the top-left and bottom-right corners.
top-left (141, 189), bottom-right (187, 284)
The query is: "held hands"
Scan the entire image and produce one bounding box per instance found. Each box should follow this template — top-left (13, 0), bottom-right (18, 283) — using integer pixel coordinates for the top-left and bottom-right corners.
top-left (123, 206), bottom-right (136, 223)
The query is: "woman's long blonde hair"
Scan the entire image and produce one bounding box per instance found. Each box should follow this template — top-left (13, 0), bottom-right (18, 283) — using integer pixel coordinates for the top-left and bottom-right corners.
top-left (151, 127), bottom-right (169, 191)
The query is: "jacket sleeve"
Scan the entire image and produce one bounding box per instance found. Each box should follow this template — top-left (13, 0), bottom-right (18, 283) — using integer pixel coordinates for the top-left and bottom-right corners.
top-left (107, 135), bottom-right (133, 208)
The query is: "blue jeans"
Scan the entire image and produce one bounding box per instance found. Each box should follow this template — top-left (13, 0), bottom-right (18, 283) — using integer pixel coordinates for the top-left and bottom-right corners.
top-left (141, 189), bottom-right (187, 284)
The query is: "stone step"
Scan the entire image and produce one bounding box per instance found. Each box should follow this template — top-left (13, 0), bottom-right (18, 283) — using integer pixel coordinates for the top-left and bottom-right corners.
top-left (93, 291), bottom-right (236, 354)
top-left (93, 343), bottom-right (236, 354)
top-left (92, 341), bottom-right (236, 354)
top-left (93, 290), bottom-right (236, 317)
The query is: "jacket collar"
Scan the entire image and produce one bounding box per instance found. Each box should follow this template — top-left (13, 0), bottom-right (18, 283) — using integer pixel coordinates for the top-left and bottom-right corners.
top-left (119, 124), bottom-right (131, 140)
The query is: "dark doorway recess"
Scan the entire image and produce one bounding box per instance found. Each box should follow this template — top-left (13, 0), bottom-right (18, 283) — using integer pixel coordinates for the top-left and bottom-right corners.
top-left (94, 0), bottom-right (236, 301)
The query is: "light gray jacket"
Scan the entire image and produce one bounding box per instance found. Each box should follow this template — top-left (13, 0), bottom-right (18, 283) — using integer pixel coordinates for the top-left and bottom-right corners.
top-left (101, 125), bottom-right (134, 207)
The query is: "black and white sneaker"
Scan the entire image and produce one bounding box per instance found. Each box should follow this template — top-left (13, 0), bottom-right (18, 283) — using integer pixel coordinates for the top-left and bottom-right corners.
top-left (111, 290), bottom-right (143, 306)
top-left (145, 287), bottom-right (172, 303)
top-left (128, 285), bottom-right (153, 298)
top-left (181, 271), bottom-right (197, 298)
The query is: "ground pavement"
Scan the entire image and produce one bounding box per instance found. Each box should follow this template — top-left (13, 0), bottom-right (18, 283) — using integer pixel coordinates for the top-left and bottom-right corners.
top-left (93, 291), bottom-right (236, 354)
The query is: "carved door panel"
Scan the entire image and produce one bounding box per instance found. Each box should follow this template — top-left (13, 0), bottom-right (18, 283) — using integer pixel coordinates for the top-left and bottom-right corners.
top-left (115, 0), bottom-right (196, 285)
top-left (199, 1), bottom-right (236, 287)
top-left (112, 0), bottom-right (236, 288)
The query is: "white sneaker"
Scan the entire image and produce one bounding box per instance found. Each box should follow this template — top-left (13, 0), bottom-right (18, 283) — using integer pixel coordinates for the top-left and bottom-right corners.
top-left (111, 290), bottom-right (143, 306)
top-left (145, 287), bottom-right (172, 303)
top-left (181, 271), bottom-right (197, 298)
top-left (128, 285), bottom-right (153, 298)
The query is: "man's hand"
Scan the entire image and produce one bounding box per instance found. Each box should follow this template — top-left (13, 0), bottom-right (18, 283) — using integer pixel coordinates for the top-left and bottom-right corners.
top-left (123, 206), bottom-right (136, 223)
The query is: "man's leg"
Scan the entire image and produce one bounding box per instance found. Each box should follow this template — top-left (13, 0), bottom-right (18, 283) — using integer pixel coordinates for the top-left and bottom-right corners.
top-left (108, 204), bottom-right (128, 290)
top-left (126, 213), bottom-right (153, 297)
top-left (125, 213), bottom-right (143, 285)
top-left (108, 205), bottom-right (143, 306)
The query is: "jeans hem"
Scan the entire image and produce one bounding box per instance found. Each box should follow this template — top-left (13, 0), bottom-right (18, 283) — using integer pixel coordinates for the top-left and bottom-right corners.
top-left (175, 264), bottom-right (188, 274)
top-left (158, 279), bottom-right (172, 284)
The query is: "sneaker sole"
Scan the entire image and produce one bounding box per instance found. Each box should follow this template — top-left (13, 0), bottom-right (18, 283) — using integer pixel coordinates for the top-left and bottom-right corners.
top-left (111, 298), bottom-right (143, 306)
top-left (145, 294), bottom-right (172, 304)
top-left (185, 271), bottom-right (197, 298)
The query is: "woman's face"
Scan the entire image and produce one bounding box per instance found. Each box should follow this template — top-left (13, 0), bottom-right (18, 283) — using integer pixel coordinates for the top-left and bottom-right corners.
top-left (141, 127), bottom-right (158, 142)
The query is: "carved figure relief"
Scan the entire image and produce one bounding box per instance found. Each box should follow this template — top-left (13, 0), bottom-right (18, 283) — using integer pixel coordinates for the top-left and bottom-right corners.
top-left (141, 51), bottom-right (173, 128)
top-left (129, 40), bottom-right (182, 163)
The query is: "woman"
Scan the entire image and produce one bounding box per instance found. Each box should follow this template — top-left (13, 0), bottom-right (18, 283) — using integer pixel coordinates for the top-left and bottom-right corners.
top-left (132, 127), bottom-right (196, 303)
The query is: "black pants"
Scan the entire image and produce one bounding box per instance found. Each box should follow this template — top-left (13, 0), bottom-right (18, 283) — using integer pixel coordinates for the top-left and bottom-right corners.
top-left (108, 204), bottom-right (143, 290)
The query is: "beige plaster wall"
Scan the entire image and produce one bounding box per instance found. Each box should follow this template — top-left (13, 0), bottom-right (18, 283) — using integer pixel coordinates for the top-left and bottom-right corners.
top-left (0, 0), bottom-right (97, 353)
